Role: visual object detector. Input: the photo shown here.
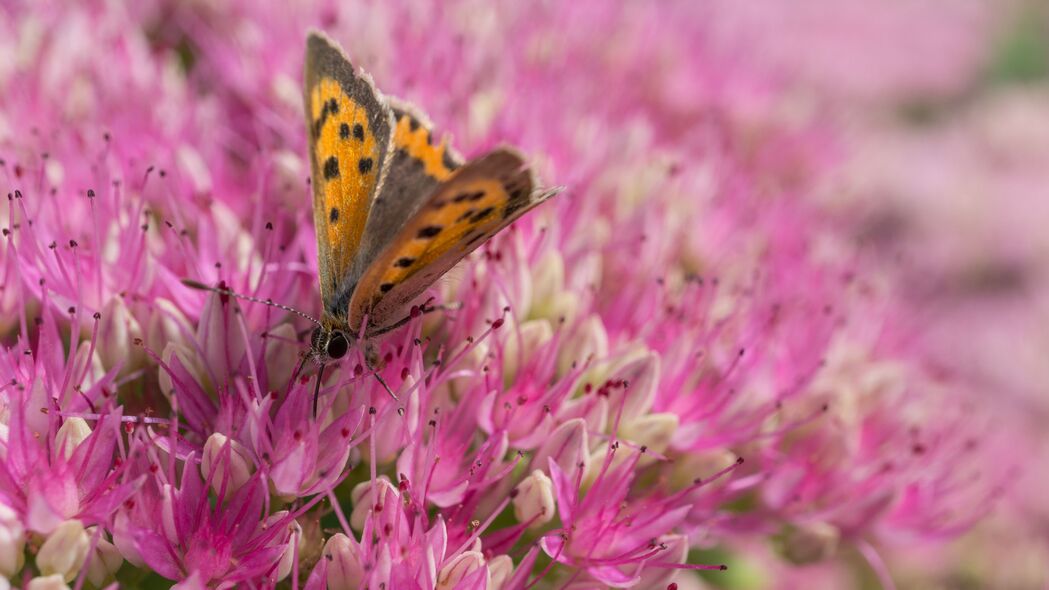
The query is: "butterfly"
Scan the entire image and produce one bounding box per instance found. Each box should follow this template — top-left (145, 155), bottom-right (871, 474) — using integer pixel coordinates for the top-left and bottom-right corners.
top-left (302, 31), bottom-right (557, 369)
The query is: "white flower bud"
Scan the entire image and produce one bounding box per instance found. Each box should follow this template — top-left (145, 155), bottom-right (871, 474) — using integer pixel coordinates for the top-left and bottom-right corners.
top-left (200, 433), bottom-right (253, 494)
top-left (488, 554), bottom-right (513, 590)
top-left (619, 412), bottom-right (679, 458)
top-left (531, 418), bottom-right (589, 477)
top-left (97, 296), bottom-right (141, 371)
top-left (781, 522), bottom-right (840, 564)
top-left (36, 520), bottom-right (89, 582)
top-left (606, 350), bottom-right (660, 418)
top-left (84, 533), bottom-right (122, 588)
top-left (54, 418), bottom-right (92, 461)
top-left (264, 323), bottom-right (299, 391)
top-left (512, 470), bottom-right (555, 528)
top-left (146, 299), bottom-right (193, 361)
top-left (26, 574), bottom-right (69, 590)
top-left (529, 251), bottom-right (565, 319)
top-left (324, 533), bottom-right (365, 590)
top-left (349, 477), bottom-right (399, 531)
top-left (159, 342), bottom-right (205, 400)
top-left (558, 316), bottom-right (609, 377)
top-left (0, 503), bottom-right (25, 578)
top-left (437, 551), bottom-right (488, 590)
top-left (274, 516), bottom-right (302, 582)
top-left (502, 319), bottom-right (553, 386)
top-left (111, 509), bottom-right (144, 567)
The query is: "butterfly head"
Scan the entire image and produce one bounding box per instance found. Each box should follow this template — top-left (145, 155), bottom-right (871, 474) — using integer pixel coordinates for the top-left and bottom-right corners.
top-left (310, 326), bottom-right (352, 363)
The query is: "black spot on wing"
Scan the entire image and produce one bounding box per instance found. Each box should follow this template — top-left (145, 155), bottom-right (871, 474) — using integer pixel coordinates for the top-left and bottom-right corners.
top-left (395, 257), bottom-right (415, 268)
top-left (359, 158), bottom-right (374, 173)
top-left (323, 156), bottom-right (339, 180)
top-left (339, 123), bottom-right (351, 139)
top-left (330, 207), bottom-right (339, 222)
top-left (353, 124), bottom-right (364, 141)
top-left (327, 98), bottom-right (339, 114)
top-left (312, 100), bottom-right (332, 138)
top-left (380, 283), bottom-right (395, 293)
top-left (417, 226), bottom-right (442, 239)
top-left (469, 207), bottom-right (495, 223)
top-left (452, 191), bottom-right (485, 203)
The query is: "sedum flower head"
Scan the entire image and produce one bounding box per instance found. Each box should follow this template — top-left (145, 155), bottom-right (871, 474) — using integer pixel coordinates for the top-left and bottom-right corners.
top-left (0, 0), bottom-right (1011, 587)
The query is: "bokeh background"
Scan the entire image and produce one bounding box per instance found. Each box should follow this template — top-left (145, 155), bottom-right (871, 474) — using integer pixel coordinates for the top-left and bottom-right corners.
top-left (2, 0), bottom-right (1048, 588)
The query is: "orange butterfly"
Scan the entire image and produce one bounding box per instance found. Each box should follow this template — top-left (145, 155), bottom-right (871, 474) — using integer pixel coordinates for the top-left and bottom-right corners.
top-left (302, 32), bottom-right (556, 365)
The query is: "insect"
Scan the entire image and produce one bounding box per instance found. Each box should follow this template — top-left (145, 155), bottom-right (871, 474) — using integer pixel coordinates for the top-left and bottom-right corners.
top-left (303, 30), bottom-right (555, 357)
top-left (188, 32), bottom-right (556, 411)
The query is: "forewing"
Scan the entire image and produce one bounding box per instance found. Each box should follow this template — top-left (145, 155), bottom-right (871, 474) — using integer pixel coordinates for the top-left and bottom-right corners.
top-left (348, 148), bottom-right (556, 331)
top-left (304, 31), bottom-right (394, 317)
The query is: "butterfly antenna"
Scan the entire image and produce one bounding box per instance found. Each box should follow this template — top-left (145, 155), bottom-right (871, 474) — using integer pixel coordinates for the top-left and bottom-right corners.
top-left (181, 279), bottom-right (321, 326)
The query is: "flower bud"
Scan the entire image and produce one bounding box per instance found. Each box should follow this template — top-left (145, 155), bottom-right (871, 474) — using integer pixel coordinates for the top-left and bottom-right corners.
top-left (437, 551), bottom-right (488, 589)
top-left (273, 516), bottom-right (302, 582)
top-left (324, 533), bottom-right (365, 590)
top-left (531, 418), bottom-right (590, 477)
top-left (264, 323), bottom-right (299, 390)
top-left (619, 412), bottom-right (679, 459)
top-left (512, 470), bottom-right (556, 528)
top-left (502, 319), bottom-right (553, 386)
top-left (488, 554), bottom-right (513, 590)
top-left (349, 477), bottom-right (399, 531)
top-left (779, 522), bottom-right (840, 564)
top-left (0, 503), bottom-right (25, 578)
top-left (26, 575), bottom-right (69, 590)
top-left (146, 299), bottom-right (193, 360)
top-left (84, 533), bottom-right (122, 588)
top-left (36, 520), bottom-right (89, 582)
top-left (201, 433), bottom-right (253, 494)
top-left (529, 251), bottom-right (565, 319)
top-left (558, 316), bottom-right (609, 377)
top-left (54, 418), bottom-right (92, 461)
top-left (97, 296), bottom-right (141, 371)
top-left (606, 350), bottom-right (660, 418)
top-left (111, 510), bottom-right (144, 567)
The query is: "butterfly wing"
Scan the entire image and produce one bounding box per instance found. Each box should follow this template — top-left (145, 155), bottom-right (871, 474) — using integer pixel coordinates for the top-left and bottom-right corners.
top-left (348, 148), bottom-right (556, 332)
top-left (304, 31), bottom-right (394, 318)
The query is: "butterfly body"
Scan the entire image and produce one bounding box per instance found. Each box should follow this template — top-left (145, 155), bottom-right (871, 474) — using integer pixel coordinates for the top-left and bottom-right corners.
top-left (303, 32), bottom-right (555, 362)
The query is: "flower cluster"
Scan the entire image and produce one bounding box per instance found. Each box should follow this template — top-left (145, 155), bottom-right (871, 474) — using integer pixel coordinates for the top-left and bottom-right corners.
top-left (0, 1), bottom-right (1008, 588)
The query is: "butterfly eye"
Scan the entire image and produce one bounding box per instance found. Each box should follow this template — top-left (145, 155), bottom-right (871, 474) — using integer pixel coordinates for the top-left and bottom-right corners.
top-left (327, 331), bottom-right (349, 359)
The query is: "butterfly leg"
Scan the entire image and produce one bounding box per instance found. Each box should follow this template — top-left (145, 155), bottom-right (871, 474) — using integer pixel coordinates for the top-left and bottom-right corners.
top-left (312, 363), bottom-right (326, 418)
